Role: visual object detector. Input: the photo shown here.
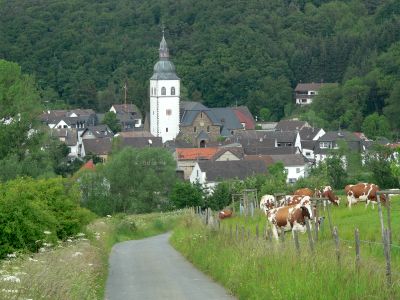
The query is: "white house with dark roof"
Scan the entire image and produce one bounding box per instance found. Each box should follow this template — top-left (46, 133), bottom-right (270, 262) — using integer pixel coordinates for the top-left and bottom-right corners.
top-left (110, 104), bottom-right (142, 130)
top-left (190, 160), bottom-right (267, 193)
top-left (269, 154), bottom-right (309, 183)
top-left (295, 82), bottom-right (337, 105)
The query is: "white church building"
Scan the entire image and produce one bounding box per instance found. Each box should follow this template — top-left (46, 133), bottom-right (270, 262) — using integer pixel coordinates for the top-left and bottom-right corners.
top-left (150, 34), bottom-right (180, 143)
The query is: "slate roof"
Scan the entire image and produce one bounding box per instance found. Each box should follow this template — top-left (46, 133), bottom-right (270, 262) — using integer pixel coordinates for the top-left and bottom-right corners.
top-left (269, 154), bottom-right (307, 166)
top-left (52, 128), bottom-right (78, 146)
top-left (243, 146), bottom-right (299, 156)
top-left (257, 122), bottom-right (277, 131)
top-left (83, 138), bottom-right (113, 155)
top-left (275, 120), bottom-right (308, 131)
top-left (121, 137), bottom-right (163, 148)
top-left (234, 130), bottom-right (297, 144)
top-left (115, 131), bottom-right (154, 138)
top-left (197, 160), bottom-right (268, 181)
top-left (299, 127), bottom-right (322, 141)
top-left (81, 125), bottom-right (114, 138)
top-left (212, 147), bottom-right (244, 160)
top-left (244, 155), bottom-right (275, 166)
top-left (301, 140), bottom-right (317, 150)
top-left (176, 147), bottom-right (219, 160)
top-left (318, 131), bottom-right (361, 142)
top-left (111, 104), bottom-right (141, 115)
top-left (180, 107), bottom-right (220, 126)
top-left (210, 107), bottom-right (243, 131)
top-left (295, 83), bottom-right (327, 92)
top-left (40, 109), bottom-right (97, 126)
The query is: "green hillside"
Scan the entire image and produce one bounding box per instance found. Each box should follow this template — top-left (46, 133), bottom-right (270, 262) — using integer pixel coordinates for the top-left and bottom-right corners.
top-left (0, 0), bottom-right (399, 131)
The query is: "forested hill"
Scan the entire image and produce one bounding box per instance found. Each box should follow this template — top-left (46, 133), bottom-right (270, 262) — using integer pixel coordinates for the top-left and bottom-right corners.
top-left (0, 0), bottom-right (399, 131)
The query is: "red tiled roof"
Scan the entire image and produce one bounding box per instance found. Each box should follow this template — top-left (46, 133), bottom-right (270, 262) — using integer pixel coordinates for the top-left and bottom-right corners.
top-left (82, 159), bottom-right (95, 171)
top-left (233, 108), bottom-right (255, 130)
top-left (176, 147), bottom-right (219, 160)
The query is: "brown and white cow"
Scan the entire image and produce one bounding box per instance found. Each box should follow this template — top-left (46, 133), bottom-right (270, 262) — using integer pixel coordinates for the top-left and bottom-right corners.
top-left (295, 186), bottom-right (340, 206)
top-left (218, 209), bottom-right (233, 219)
top-left (346, 183), bottom-right (386, 209)
top-left (259, 194), bottom-right (276, 214)
top-left (316, 186), bottom-right (340, 206)
top-left (266, 196), bottom-right (313, 240)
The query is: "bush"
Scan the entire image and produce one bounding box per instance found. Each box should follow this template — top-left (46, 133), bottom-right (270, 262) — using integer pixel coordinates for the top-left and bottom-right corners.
top-left (0, 177), bottom-right (94, 257)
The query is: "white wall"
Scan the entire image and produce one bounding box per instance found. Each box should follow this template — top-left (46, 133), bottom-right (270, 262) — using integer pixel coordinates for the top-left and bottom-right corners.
top-left (150, 79), bottom-right (180, 142)
top-left (286, 165), bottom-right (306, 183)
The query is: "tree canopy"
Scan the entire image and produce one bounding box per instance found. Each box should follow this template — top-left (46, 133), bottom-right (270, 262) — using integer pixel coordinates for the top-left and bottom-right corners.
top-left (0, 0), bottom-right (399, 135)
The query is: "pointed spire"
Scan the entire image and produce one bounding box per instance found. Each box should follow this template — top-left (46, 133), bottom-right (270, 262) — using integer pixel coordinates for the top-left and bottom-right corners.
top-left (159, 26), bottom-right (169, 59)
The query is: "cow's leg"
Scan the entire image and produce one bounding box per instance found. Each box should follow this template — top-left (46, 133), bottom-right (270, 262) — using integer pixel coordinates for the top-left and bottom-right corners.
top-left (271, 225), bottom-right (279, 240)
top-left (372, 201), bottom-right (375, 209)
top-left (347, 196), bottom-right (352, 209)
top-left (365, 199), bottom-right (369, 209)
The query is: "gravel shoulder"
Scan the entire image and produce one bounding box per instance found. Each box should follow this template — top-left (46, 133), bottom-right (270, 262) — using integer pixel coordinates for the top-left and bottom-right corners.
top-left (105, 232), bottom-right (236, 300)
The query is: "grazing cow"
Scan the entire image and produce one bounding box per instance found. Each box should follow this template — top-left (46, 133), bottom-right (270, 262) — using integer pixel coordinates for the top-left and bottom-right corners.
top-left (284, 195), bottom-right (305, 206)
top-left (259, 194), bottom-right (276, 214)
top-left (218, 209), bottom-right (233, 219)
top-left (315, 186), bottom-right (340, 206)
top-left (346, 183), bottom-right (386, 208)
top-left (295, 186), bottom-right (340, 206)
top-left (266, 196), bottom-right (313, 240)
top-left (294, 188), bottom-right (314, 197)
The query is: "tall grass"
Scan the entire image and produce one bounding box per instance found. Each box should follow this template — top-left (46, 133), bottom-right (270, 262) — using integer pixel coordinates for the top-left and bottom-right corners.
top-left (171, 199), bottom-right (400, 300)
top-left (0, 211), bottom-right (184, 300)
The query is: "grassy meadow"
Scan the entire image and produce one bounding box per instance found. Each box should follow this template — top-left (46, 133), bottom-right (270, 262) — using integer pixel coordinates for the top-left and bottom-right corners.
top-left (171, 196), bottom-right (400, 300)
top-left (0, 211), bottom-right (183, 300)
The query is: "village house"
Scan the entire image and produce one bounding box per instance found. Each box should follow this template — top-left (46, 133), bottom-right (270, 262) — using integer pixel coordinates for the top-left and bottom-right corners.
top-left (294, 82), bottom-right (337, 105)
top-left (40, 109), bottom-right (97, 130)
top-left (51, 128), bottom-right (79, 159)
top-left (190, 160), bottom-right (267, 193)
top-left (109, 104), bottom-right (143, 131)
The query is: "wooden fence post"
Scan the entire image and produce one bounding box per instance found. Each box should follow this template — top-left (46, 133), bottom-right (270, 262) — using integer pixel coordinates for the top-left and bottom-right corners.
top-left (305, 217), bottom-right (314, 253)
top-left (236, 224), bottom-right (239, 241)
top-left (333, 226), bottom-right (340, 266)
top-left (293, 230), bottom-right (300, 253)
top-left (355, 228), bottom-right (360, 273)
top-left (383, 228), bottom-right (392, 287)
top-left (326, 203), bottom-right (333, 236)
top-left (386, 194), bottom-right (392, 245)
top-left (241, 226), bottom-right (245, 242)
top-left (377, 195), bottom-right (387, 246)
top-left (256, 224), bottom-right (259, 240)
top-left (206, 207), bottom-right (209, 225)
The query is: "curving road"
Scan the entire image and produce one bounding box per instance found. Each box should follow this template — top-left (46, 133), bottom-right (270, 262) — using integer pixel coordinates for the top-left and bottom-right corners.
top-left (105, 233), bottom-right (235, 300)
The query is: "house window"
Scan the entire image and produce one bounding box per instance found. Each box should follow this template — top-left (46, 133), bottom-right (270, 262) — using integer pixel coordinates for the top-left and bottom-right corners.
top-left (301, 99), bottom-right (307, 103)
top-left (161, 87), bottom-right (166, 95)
top-left (166, 109), bottom-right (172, 116)
top-left (309, 91), bottom-right (315, 95)
top-left (166, 128), bottom-right (168, 132)
top-left (320, 142), bottom-right (331, 149)
top-left (171, 87), bottom-right (175, 95)
top-left (200, 112), bottom-right (203, 118)
top-left (194, 126), bottom-right (197, 133)
top-left (296, 168), bottom-right (301, 173)
top-left (305, 152), bottom-right (311, 156)
top-left (207, 126), bottom-right (210, 133)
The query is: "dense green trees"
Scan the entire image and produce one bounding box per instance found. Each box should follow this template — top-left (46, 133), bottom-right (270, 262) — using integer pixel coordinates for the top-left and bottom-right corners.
top-left (0, 177), bottom-right (94, 257)
top-left (0, 0), bottom-right (399, 134)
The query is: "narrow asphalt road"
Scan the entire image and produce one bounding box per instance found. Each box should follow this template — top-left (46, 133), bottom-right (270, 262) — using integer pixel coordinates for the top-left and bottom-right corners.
top-left (105, 233), bottom-right (236, 300)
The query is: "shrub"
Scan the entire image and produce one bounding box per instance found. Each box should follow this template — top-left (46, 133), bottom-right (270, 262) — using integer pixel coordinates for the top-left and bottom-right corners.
top-left (0, 177), bottom-right (94, 257)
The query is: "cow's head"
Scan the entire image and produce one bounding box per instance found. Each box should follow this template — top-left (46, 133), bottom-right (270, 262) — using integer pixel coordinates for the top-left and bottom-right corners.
top-left (322, 186), bottom-right (340, 206)
top-left (299, 196), bottom-right (313, 219)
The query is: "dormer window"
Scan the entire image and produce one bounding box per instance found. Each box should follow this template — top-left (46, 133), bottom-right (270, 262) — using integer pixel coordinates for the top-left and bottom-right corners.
top-left (171, 87), bottom-right (175, 95)
top-left (161, 87), bottom-right (166, 95)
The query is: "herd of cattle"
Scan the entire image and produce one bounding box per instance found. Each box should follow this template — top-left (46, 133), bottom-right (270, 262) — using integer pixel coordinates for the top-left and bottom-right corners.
top-left (219, 183), bottom-right (386, 240)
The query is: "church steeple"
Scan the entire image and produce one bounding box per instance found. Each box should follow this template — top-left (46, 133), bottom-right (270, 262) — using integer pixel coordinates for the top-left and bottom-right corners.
top-left (159, 31), bottom-right (169, 59)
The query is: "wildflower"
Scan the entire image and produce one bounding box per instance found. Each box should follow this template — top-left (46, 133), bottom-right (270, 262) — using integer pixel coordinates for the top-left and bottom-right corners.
top-left (38, 247), bottom-right (46, 253)
top-left (106, 215), bottom-right (112, 218)
top-left (72, 252), bottom-right (83, 257)
top-left (2, 275), bottom-right (20, 283)
top-left (43, 243), bottom-right (53, 247)
top-left (6, 253), bottom-right (16, 258)
top-left (43, 231), bottom-right (51, 235)
top-left (76, 232), bottom-right (85, 237)
top-left (28, 257), bottom-right (38, 262)
top-left (1, 289), bottom-right (18, 293)
top-left (67, 239), bottom-right (73, 243)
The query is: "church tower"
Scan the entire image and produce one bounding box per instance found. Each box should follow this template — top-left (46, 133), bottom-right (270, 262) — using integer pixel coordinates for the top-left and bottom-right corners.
top-left (150, 33), bottom-right (180, 143)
